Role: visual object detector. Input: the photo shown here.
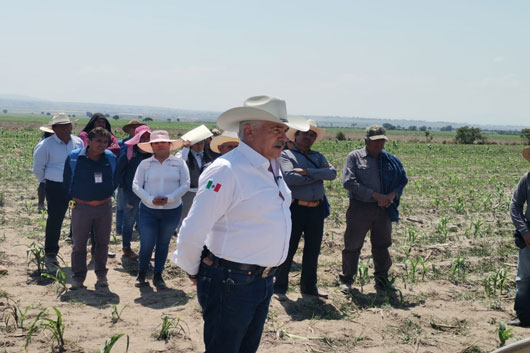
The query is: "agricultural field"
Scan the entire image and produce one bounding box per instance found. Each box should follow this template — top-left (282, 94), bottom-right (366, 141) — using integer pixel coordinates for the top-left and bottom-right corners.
top-left (1, 116), bottom-right (530, 352)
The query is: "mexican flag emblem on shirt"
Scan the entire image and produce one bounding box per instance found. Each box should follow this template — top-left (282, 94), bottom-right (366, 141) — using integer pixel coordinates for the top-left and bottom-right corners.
top-left (206, 180), bottom-right (222, 192)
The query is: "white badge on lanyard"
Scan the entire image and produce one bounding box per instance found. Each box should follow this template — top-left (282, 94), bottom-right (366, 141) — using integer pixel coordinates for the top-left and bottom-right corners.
top-left (94, 172), bottom-right (103, 183)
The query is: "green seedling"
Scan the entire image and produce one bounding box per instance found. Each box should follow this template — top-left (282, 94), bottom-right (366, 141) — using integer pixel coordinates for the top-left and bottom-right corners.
top-left (450, 256), bottom-right (467, 282)
top-left (4, 300), bottom-right (31, 329)
top-left (25, 307), bottom-right (65, 352)
top-left (41, 267), bottom-right (68, 297)
top-left (111, 305), bottom-right (127, 324)
top-left (157, 315), bottom-right (185, 342)
top-left (354, 259), bottom-right (371, 293)
top-left (102, 333), bottom-right (129, 353)
top-left (483, 268), bottom-right (509, 298)
top-left (497, 321), bottom-right (513, 347)
top-left (26, 242), bottom-right (45, 275)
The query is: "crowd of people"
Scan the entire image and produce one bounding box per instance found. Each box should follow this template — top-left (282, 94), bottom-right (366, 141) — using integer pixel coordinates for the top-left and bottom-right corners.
top-left (31, 95), bottom-right (530, 352)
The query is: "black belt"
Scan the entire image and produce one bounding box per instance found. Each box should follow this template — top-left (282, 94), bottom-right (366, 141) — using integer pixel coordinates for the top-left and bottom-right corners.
top-left (203, 250), bottom-right (278, 278)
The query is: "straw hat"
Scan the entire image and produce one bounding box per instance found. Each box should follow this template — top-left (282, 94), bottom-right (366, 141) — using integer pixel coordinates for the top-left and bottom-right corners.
top-left (365, 125), bottom-right (389, 141)
top-left (122, 119), bottom-right (145, 134)
top-left (210, 131), bottom-right (240, 153)
top-left (181, 125), bottom-right (213, 145)
top-left (49, 113), bottom-right (73, 126)
top-left (216, 96), bottom-right (309, 133)
top-left (39, 124), bottom-right (54, 134)
top-left (138, 130), bottom-right (183, 153)
top-left (286, 119), bottom-right (325, 143)
top-left (523, 147), bottom-right (530, 162)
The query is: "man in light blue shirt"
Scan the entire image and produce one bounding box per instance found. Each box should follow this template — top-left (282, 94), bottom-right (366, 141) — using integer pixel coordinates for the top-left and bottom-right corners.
top-left (32, 113), bottom-right (83, 272)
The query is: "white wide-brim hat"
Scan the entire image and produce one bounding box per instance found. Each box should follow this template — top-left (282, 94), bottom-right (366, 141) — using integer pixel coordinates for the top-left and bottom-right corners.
top-left (216, 96), bottom-right (310, 133)
top-left (523, 147), bottom-right (530, 163)
top-left (210, 131), bottom-right (240, 153)
top-left (286, 119), bottom-right (325, 143)
top-left (39, 124), bottom-right (54, 134)
top-left (138, 130), bottom-right (183, 153)
top-left (181, 124), bottom-right (213, 145)
top-left (49, 113), bottom-right (72, 126)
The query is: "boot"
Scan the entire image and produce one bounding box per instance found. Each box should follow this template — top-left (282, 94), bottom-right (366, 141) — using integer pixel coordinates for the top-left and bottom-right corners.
top-left (135, 271), bottom-right (148, 287)
top-left (153, 272), bottom-right (167, 289)
top-left (122, 247), bottom-right (138, 260)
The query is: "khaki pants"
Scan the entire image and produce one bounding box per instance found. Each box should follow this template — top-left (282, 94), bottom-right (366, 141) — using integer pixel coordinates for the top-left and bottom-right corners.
top-left (340, 199), bottom-right (392, 285)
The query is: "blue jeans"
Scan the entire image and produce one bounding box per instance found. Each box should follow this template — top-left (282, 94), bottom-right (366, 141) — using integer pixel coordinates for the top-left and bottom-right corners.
top-left (115, 187), bottom-right (126, 235)
top-left (515, 246), bottom-right (530, 321)
top-left (122, 190), bottom-right (140, 248)
top-left (197, 262), bottom-right (274, 353)
top-left (138, 203), bottom-right (182, 273)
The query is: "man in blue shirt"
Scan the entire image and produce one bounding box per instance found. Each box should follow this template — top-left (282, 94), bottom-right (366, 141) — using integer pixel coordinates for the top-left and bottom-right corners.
top-left (63, 127), bottom-right (118, 290)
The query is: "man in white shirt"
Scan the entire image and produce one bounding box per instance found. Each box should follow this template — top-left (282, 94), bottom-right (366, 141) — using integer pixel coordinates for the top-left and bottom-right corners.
top-left (173, 96), bottom-right (309, 353)
top-left (32, 113), bottom-right (84, 272)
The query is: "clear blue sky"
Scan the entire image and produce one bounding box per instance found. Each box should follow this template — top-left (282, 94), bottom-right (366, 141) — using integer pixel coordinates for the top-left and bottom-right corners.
top-left (1, 1), bottom-right (528, 125)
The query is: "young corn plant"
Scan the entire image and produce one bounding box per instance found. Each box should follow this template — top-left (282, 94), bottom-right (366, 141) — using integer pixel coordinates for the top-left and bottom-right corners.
top-left (25, 307), bottom-right (65, 352)
top-left (111, 304), bottom-right (127, 324)
top-left (483, 268), bottom-right (509, 298)
top-left (102, 333), bottom-right (129, 353)
top-left (497, 321), bottom-right (513, 347)
top-left (354, 259), bottom-right (371, 293)
top-left (450, 256), bottom-right (467, 283)
top-left (26, 242), bottom-right (46, 276)
top-left (41, 267), bottom-right (68, 297)
top-left (4, 300), bottom-right (31, 329)
top-left (157, 315), bottom-right (186, 342)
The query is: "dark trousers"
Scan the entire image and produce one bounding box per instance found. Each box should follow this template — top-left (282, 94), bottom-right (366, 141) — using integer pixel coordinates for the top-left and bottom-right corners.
top-left (197, 262), bottom-right (273, 353)
top-left (274, 203), bottom-right (324, 294)
top-left (340, 199), bottom-right (392, 285)
top-left (515, 247), bottom-right (530, 322)
top-left (71, 202), bottom-right (112, 282)
top-left (44, 180), bottom-right (70, 256)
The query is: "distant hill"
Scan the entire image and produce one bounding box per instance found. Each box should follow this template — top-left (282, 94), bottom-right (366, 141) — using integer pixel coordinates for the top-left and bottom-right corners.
top-left (0, 96), bottom-right (526, 132)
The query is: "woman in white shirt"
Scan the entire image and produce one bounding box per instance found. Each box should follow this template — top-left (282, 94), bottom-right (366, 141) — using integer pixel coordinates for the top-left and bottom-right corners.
top-left (133, 131), bottom-right (190, 288)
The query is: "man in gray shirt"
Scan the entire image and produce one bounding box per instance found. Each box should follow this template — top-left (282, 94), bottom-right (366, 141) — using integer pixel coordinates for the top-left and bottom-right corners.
top-left (273, 120), bottom-right (337, 300)
top-left (340, 125), bottom-right (407, 295)
top-left (509, 147), bottom-right (530, 327)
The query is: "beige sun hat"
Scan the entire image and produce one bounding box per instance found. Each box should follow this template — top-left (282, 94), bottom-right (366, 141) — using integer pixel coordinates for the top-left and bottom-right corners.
top-left (39, 124), bottom-right (54, 134)
top-left (122, 119), bottom-right (145, 134)
top-left (210, 131), bottom-right (240, 153)
top-left (49, 113), bottom-right (73, 126)
top-left (285, 119), bottom-right (325, 143)
top-left (523, 147), bottom-right (530, 162)
top-left (138, 130), bottom-right (183, 153)
top-left (181, 124), bottom-right (213, 145)
top-left (216, 96), bottom-right (309, 133)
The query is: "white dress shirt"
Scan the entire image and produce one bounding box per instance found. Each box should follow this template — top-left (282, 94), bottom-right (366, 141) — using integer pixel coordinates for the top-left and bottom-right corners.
top-left (172, 141), bottom-right (292, 276)
top-left (32, 134), bottom-right (84, 182)
top-left (132, 155), bottom-right (190, 209)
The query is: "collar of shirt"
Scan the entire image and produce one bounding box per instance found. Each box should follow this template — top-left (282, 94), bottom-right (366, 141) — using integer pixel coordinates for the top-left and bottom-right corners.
top-left (191, 150), bottom-right (204, 157)
top-left (145, 154), bottom-right (180, 165)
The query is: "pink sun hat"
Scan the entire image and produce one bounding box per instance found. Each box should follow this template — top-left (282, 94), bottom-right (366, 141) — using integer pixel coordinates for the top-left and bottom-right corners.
top-left (125, 125), bottom-right (152, 160)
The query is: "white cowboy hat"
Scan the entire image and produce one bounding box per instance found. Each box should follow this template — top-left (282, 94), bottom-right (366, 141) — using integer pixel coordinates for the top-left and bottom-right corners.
top-left (216, 96), bottom-right (310, 133)
top-left (39, 124), bottom-right (54, 134)
top-left (285, 119), bottom-right (325, 143)
top-left (523, 147), bottom-right (530, 163)
top-left (210, 131), bottom-right (240, 153)
top-left (138, 130), bottom-right (183, 153)
top-left (49, 113), bottom-right (73, 126)
top-left (181, 124), bottom-right (213, 145)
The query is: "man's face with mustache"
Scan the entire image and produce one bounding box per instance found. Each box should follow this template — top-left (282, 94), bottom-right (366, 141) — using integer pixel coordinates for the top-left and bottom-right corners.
top-left (244, 121), bottom-right (288, 160)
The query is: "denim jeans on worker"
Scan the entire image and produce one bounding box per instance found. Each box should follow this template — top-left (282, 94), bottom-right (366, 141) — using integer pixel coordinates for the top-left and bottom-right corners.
top-left (44, 180), bottom-right (70, 256)
top-left (515, 246), bottom-right (530, 321)
top-left (137, 203), bottom-right (182, 273)
top-left (122, 190), bottom-right (140, 248)
top-left (197, 262), bottom-right (274, 353)
top-left (115, 187), bottom-right (126, 235)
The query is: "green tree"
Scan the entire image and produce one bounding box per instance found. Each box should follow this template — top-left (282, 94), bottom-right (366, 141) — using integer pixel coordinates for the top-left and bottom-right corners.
top-left (521, 128), bottom-right (530, 144)
top-left (455, 126), bottom-right (485, 144)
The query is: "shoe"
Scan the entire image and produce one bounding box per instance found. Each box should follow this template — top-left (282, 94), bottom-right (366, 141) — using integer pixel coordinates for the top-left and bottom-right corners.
top-left (135, 271), bottom-right (148, 287)
top-left (340, 283), bottom-right (352, 294)
top-left (122, 247), bottom-right (138, 260)
top-left (375, 277), bottom-right (398, 292)
top-left (153, 273), bottom-right (167, 289)
top-left (273, 293), bottom-right (288, 302)
top-left (508, 318), bottom-right (530, 328)
top-left (37, 203), bottom-right (46, 212)
top-left (301, 289), bottom-right (329, 299)
top-left (70, 279), bottom-right (86, 290)
top-left (95, 277), bottom-right (109, 289)
top-left (107, 251), bottom-right (116, 258)
top-left (44, 255), bottom-right (60, 274)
